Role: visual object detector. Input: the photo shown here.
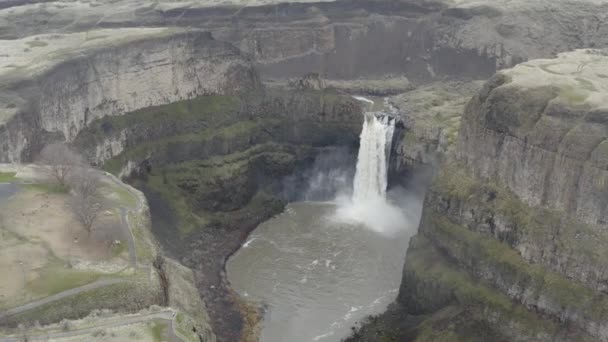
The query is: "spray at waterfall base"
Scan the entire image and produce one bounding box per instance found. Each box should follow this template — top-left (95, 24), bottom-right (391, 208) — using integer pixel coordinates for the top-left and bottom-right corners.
top-left (333, 112), bottom-right (411, 236)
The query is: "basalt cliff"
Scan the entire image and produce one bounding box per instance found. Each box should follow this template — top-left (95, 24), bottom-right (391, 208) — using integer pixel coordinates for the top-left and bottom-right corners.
top-left (1, 0), bottom-right (608, 341)
top-left (3, 0), bottom-right (608, 164)
top-left (351, 49), bottom-right (608, 342)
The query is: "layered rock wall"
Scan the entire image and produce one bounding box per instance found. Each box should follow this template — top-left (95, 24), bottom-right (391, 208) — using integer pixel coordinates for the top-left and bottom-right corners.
top-left (0, 30), bottom-right (257, 162)
top-left (395, 49), bottom-right (608, 341)
top-left (4, 0), bottom-right (608, 82)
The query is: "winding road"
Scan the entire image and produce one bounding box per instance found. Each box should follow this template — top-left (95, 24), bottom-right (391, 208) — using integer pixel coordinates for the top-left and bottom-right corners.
top-left (0, 310), bottom-right (183, 342)
top-left (0, 168), bottom-right (150, 334)
top-left (120, 206), bottom-right (137, 269)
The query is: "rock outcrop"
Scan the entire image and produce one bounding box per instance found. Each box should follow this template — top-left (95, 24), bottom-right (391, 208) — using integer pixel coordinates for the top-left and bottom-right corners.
top-left (458, 49), bottom-right (608, 228)
top-left (3, 0), bottom-right (608, 81)
top-left (389, 80), bottom-right (484, 174)
top-left (0, 28), bottom-right (257, 162)
top-left (4, 1), bottom-right (608, 341)
top-left (70, 86), bottom-right (363, 342)
top-left (3, 0), bottom-right (608, 164)
top-left (353, 49), bottom-right (608, 341)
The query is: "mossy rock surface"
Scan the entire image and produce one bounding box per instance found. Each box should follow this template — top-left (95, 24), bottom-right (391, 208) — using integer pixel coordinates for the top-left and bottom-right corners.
top-left (432, 163), bottom-right (608, 292)
top-left (402, 163), bottom-right (608, 340)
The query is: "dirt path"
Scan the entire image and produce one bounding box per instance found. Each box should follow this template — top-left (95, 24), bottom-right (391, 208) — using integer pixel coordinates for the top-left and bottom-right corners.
top-left (102, 170), bottom-right (146, 271)
top-left (0, 310), bottom-right (182, 342)
top-left (120, 206), bottom-right (137, 268)
top-left (0, 168), bottom-right (149, 323)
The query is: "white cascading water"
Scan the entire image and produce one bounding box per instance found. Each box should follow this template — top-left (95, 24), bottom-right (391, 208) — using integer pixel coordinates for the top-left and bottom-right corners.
top-left (334, 98), bottom-right (405, 236)
top-left (353, 112), bottom-right (395, 201)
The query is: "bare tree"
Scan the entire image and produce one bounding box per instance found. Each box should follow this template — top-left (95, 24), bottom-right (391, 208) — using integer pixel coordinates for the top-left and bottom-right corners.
top-left (38, 143), bottom-right (84, 187)
top-left (68, 168), bottom-right (102, 236)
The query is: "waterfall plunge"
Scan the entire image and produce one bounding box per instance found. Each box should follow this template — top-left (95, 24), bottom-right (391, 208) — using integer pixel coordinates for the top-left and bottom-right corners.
top-left (334, 106), bottom-right (405, 236)
top-left (353, 113), bottom-right (395, 201)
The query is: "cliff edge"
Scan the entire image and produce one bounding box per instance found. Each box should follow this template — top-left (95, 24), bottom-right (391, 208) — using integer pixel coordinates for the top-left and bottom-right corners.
top-left (351, 49), bottom-right (608, 341)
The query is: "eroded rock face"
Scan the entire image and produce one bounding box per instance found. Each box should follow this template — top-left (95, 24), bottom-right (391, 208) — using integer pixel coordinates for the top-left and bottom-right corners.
top-left (459, 49), bottom-right (608, 227)
top-left (388, 80), bottom-right (484, 174)
top-left (394, 49), bottom-right (608, 341)
top-left (3, 1), bottom-right (608, 341)
top-left (70, 87), bottom-right (363, 342)
top-left (3, 0), bottom-right (608, 165)
top-left (0, 30), bottom-right (257, 162)
top-left (3, 0), bottom-right (608, 81)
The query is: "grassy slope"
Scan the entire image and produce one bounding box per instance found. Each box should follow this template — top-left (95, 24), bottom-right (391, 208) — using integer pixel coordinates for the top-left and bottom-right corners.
top-left (0, 172), bottom-right (16, 182)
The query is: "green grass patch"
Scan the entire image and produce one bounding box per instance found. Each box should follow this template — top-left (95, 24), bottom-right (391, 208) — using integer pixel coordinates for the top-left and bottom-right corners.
top-left (102, 118), bottom-right (279, 175)
top-left (20, 183), bottom-right (69, 193)
top-left (26, 40), bottom-right (48, 48)
top-left (141, 143), bottom-right (293, 234)
top-left (102, 183), bottom-right (138, 208)
top-left (87, 94), bottom-right (241, 142)
top-left (130, 211), bottom-right (156, 264)
top-left (149, 320), bottom-right (168, 342)
top-left (427, 164), bottom-right (608, 324)
top-left (26, 264), bottom-right (100, 297)
top-left (6, 280), bottom-right (159, 326)
top-left (173, 312), bottom-right (201, 342)
top-left (427, 215), bottom-right (608, 318)
top-left (0, 171), bottom-right (17, 183)
top-left (110, 240), bottom-right (127, 257)
top-left (558, 85), bottom-right (589, 104)
top-left (80, 89), bottom-right (354, 176)
top-left (434, 163), bottom-right (608, 266)
top-left (405, 236), bottom-right (563, 337)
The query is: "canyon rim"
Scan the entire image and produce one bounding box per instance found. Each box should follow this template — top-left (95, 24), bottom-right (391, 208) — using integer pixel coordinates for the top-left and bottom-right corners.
top-left (1, 1), bottom-right (608, 342)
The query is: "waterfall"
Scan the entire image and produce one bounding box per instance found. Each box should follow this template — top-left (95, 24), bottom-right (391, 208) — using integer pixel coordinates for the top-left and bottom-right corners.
top-left (352, 112), bottom-right (395, 201)
top-left (333, 98), bottom-right (405, 236)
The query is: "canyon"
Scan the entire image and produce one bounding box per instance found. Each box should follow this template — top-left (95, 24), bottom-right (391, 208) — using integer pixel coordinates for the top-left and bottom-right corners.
top-left (1, 0), bottom-right (608, 341)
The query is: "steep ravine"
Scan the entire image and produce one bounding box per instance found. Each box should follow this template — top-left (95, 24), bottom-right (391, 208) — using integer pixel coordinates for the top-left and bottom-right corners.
top-left (349, 49), bottom-right (608, 342)
top-left (72, 86), bottom-right (363, 341)
top-left (2, 1), bottom-right (608, 341)
top-left (0, 29), bottom-right (257, 163)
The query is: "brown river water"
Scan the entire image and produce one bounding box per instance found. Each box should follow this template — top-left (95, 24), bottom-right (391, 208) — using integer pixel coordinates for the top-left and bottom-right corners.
top-left (227, 199), bottom-right (421, 342)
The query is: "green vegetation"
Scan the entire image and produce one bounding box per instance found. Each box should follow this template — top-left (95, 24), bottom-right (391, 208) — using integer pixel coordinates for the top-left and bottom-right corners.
top-left (174, 312), bottom-right (201, 342)
top-left (110, 240), bottom-right (127, 257)
top-left (26, 264), bottom-right (100, 296)
top-left (427, 215), bottom-right (608, 319)
top-left (558, 84), bottom-right (590, 104)
top-left (434, 163), bottom-right (608, 266)
top-left (102, 182), bottom-right (138, 208)
top-left (102, 118), bottom-right (279, 175)
top-left (426, 163), bottom-right (608, 328)
top-left (443, 116), bottom-right (461, 146)
top-left (414, 306), bottom-right (497, 342)
top-left (81, 94), bottom-right (242, 149)
top-left (404, 236), bottom-right (567, 338)
top-left (77, 89), bottom-right (357, 176)
top-left (6, 279), bottom-right (160, 326)
top-left (130, 211), bottom-right (156, 264)
top-left (149, 320), bottom-right (168, 342)
top-left (0, 171), bottom-right (16, 182)
top-left (26, 40), bottom-right (48, 48)
top-left (142, 143), bottom-right (295, 234)
top-left (20, 182), bottom-right (69, 193)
